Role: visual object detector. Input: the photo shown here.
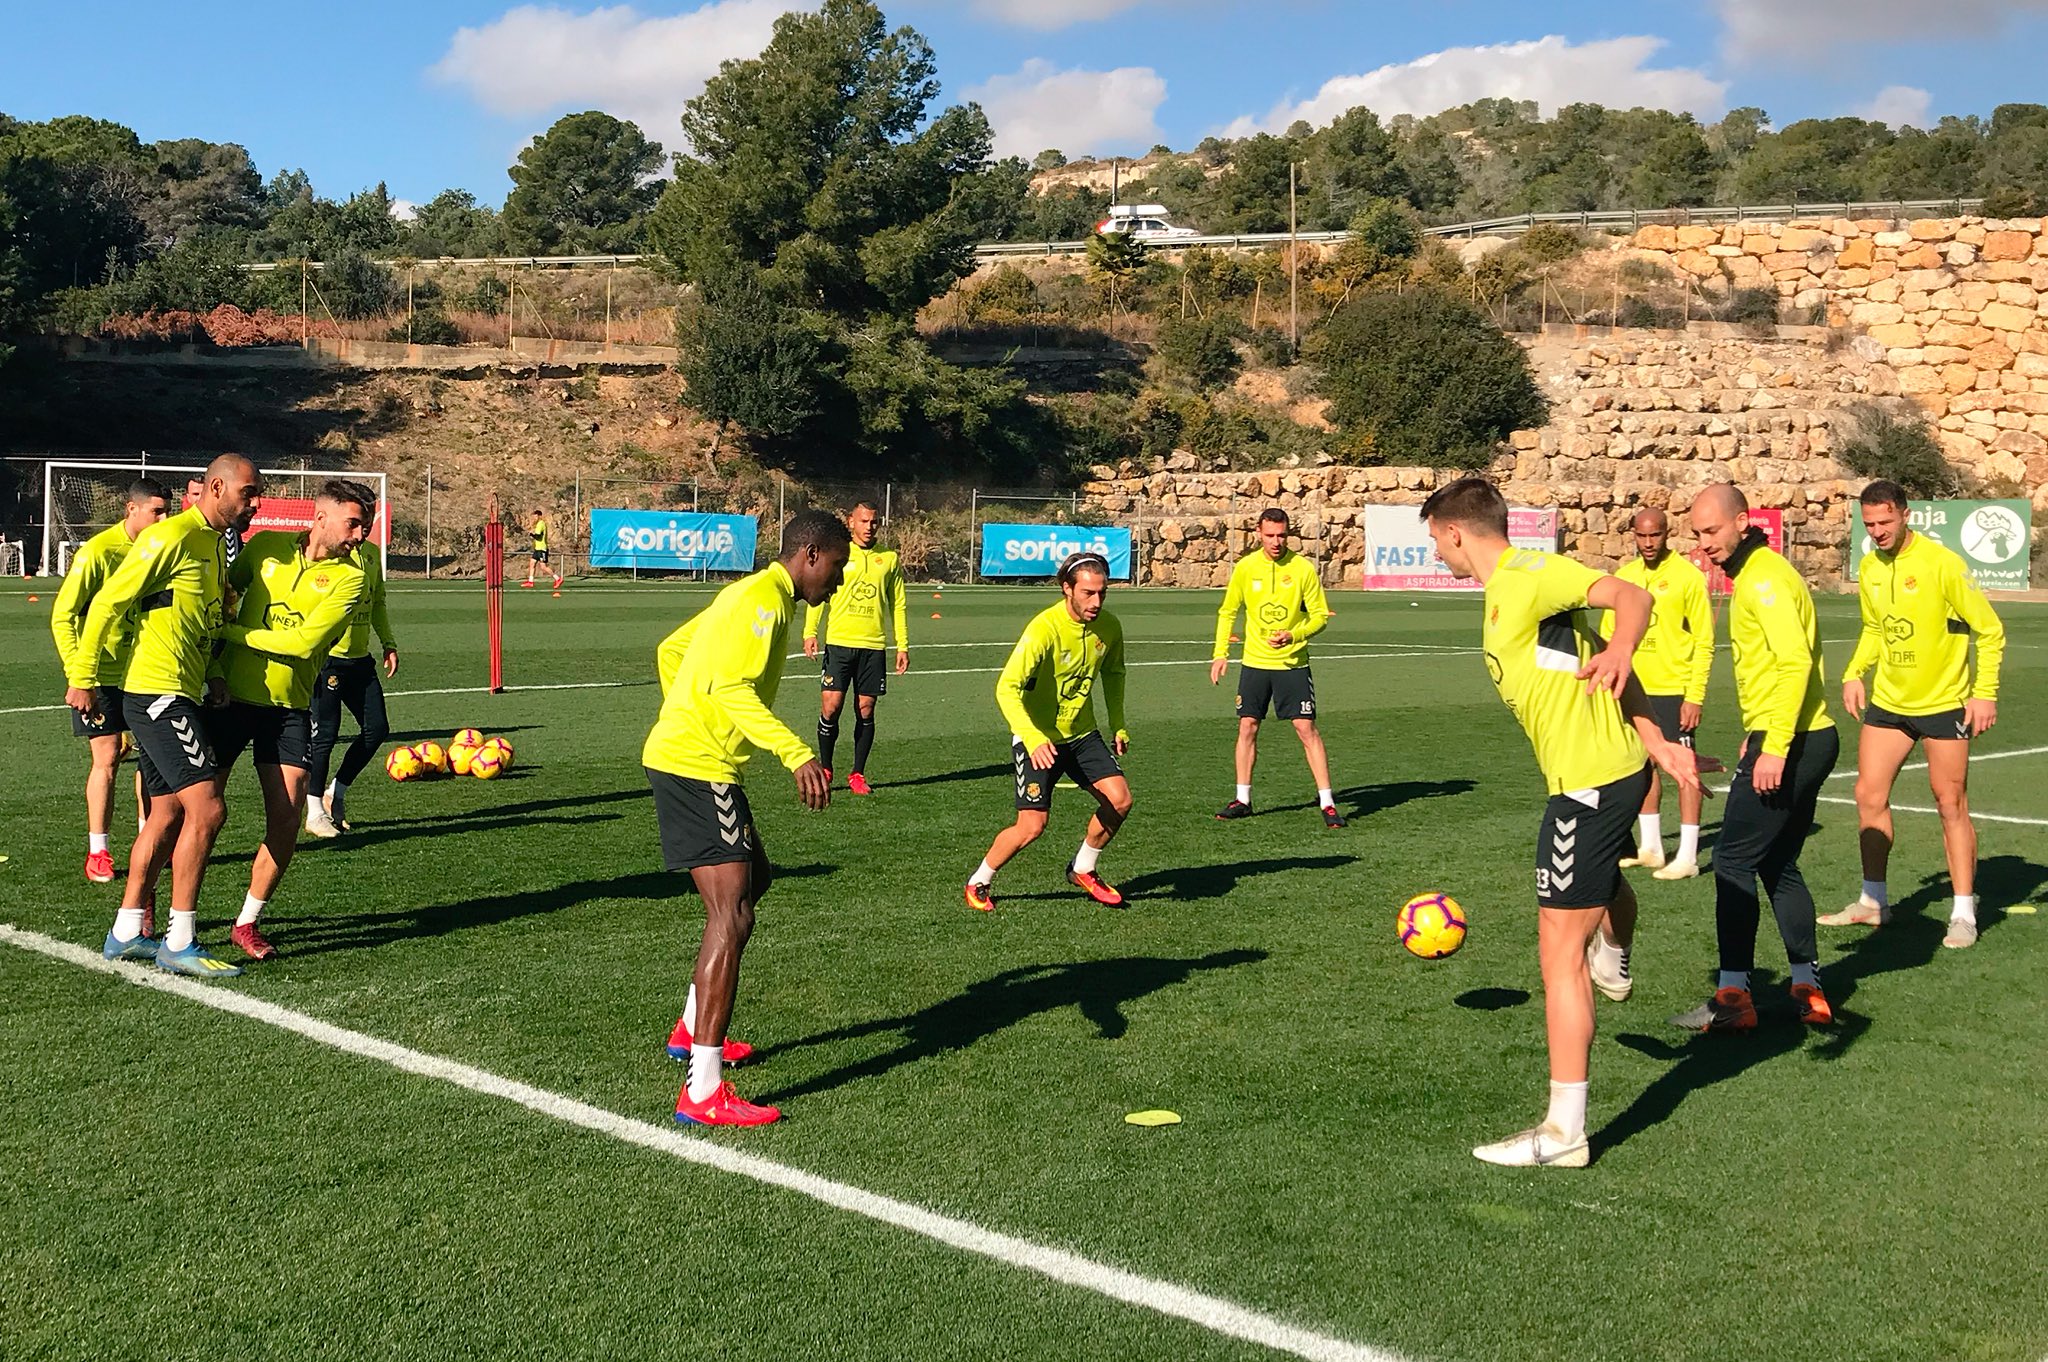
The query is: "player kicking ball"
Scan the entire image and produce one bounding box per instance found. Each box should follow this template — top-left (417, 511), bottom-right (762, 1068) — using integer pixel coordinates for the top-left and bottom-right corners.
top-left (965, 552), bottom-right (1132, 912)
top-left (643, 511), bottom-right (849, 1127)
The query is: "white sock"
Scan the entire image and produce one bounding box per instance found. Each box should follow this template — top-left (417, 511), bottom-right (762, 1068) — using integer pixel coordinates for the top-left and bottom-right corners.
top-left (1317, 787), bottom-right (1334, 809)
top-left (1952, 894), bottom-right (1977, 925)
top-left (237, 894), bottom-right (266, 927)
top-left (1546, 1080), bottom-right (1589, 1143)
top-left (166, 910), bottom-right (196, 952)
top-left (1790, 961), bottom-right (1820, 987)
top-left (1637, 813), bottom-right (1662, 852)
top-left (683, 983), bottom-right (698, 1033)
top-left (88, 832), bottom-right (110, 855)
top-left (1717, 969), bottom-right (1751, 992)
top-left (1676, 824), bottom-right (1700, 862)
top-left (306, 794), bottom-right (325, 816)
top-left (1235, 783), bottom-right (1252, 805)
top-left (112, 907), bottom-right (144, 942)
top-left (970, 859), bottom-right (996, 887)
top-left (1073, 841), bottom-right (1102, 874)
top-left (1595, 930), bottom-right (1629, 976)
top-left (1862, 879), bottom-right (1889, 908)
top-left (687, 1043), bottom-right (723, 1103)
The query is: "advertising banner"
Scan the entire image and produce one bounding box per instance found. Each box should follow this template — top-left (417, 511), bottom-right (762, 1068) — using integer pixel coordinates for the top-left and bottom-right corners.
top-left (1848, 499), bottom-right (2033, 591)
top-left (1360, 505), bottom-right (1559, 590)
top-left (587, 509), bottom-right (758, 572)
top-left (180, 494), bottom-right (391, 551)
top-left (1693, 507), bottom-right (1782, 595)
top-left (979, 523), bottom-right (1134, 579)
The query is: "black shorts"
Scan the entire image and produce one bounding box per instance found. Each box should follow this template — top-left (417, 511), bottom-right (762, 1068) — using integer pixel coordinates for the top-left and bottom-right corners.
top-left (648, 769), bottom-right (759, 869)
top-left (1535, 766), bottom-right (1653, 908)
top-left (1013, 730), bottom-right (1124, 812)
top-left (1236, 666), bottom-right (1316, 721)
top-left (122, 692), bottom-right (220, 797)
top-left (206, 700), bottom-right (312, 772)
top-left (1646, 694), bottom-right (1696, 748)
top-left (531, 547), bottom-right (550, 563)
top-left (821, 645), bottom-right (887, 698)
top-left (71, 685), bottom-right (129, 739)
top-left (1862, 701), bottom-right (1970, 744)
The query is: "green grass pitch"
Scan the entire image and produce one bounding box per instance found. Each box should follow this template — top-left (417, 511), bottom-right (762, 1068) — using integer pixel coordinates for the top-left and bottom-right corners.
top-left (2, 578), bottom-right (2045, 1362)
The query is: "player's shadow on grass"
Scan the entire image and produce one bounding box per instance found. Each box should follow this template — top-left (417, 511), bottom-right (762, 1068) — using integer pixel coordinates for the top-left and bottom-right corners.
top-left (313, 786), bottom-right (650, 834)
top-left (1262, 779), bottom-right (1476, 819)
top-left (878, 763), bottom-right (1013, 790)
top-left (1112, 856), bottom-right (1353, 902)
top-left (385, 724), bottom-right (542, 744)
top-left (753, 949), bottom-right (1268, 1104)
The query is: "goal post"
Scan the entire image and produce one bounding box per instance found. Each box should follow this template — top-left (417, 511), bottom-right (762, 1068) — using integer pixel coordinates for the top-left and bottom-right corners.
top-left (41, 460), bottom-right (390, 574)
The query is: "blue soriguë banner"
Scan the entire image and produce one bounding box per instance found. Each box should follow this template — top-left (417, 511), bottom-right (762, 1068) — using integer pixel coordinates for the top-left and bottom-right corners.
top-left (979, 523), bottom-right (1134, 578)
top-left (588, 509), bottom-right (758, 572)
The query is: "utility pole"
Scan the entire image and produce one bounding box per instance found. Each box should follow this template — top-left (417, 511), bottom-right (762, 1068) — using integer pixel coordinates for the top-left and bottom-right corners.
top-left (1288, 161), bottom-right (1299, 356)
top-left (1111, 157), bottom-right (1120, 205)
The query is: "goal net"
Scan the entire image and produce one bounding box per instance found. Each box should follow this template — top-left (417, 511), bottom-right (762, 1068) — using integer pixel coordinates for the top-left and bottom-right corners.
top-left (42, 461), bottom-right (390, 574)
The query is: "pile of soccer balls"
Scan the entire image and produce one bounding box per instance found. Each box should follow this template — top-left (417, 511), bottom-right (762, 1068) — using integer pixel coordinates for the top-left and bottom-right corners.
top-left (386, 728), bottom-right (516, 782)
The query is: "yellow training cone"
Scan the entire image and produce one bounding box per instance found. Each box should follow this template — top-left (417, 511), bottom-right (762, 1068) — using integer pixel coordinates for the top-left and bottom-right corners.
top-left (1124, 1110), bottom-right (1181, 1127)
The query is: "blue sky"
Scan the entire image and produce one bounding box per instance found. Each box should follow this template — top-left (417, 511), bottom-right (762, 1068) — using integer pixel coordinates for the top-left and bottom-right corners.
top-left (4, 0), bottom-right (2046, 209)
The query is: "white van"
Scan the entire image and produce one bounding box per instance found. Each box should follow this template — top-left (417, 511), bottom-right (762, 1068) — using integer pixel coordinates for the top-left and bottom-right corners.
top-left (1095, 203), bottom-right (1198, 241)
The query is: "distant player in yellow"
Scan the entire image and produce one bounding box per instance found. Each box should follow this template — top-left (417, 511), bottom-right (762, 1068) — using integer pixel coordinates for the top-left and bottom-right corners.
top-left (50, 477), bottom-right (169, 885)
top-left (1210, 508), bottom-right (1344, 827)
top-left (964, 552), bottom-right (1132, 912)
top-left (1824, 479), bottom-right (2005, 948)
top-left (644, 510), bottom-right (849, 1128)
top-left (803, 500), bottom-right (908, 795)
top-left (523, 509), bottom-right (558, 587)
top-left (1601, 508), bottom-right (1714, 879)
top-left (1674, 484), bottom-right (1839, 1032)
top-left (1422, 477), bottom-right (1698, 1168)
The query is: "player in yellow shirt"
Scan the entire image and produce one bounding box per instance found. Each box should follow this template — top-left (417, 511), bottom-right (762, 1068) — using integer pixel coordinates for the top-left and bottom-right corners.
top-left (69, 455), bottom-right (262, 978)
top-left (210, 481), bottom-right (375, 960)
top-left (1824, 479), bottom-right (2006, 948)
top-left (1422, 477), bottom-right (1698, 1168)
top-left (1210, 508), bottom-right (1344, 827)
top-left (50, 477), bottom-right (169, 884)
top-left (1674, 484), bottom-right (1840, 1032)
top-left (965, 552), bottom-right (1132, 912)
top-left (304, 538), bottom-right (400, 838)
top-left (523, 509), bottom-right (558, 587)
top-left (803, 500), bottom-right (908, 795)
top-left (1602, 508), bottom-right (1715, 879)
top-left (643, 510), bottom-right (849, 1127)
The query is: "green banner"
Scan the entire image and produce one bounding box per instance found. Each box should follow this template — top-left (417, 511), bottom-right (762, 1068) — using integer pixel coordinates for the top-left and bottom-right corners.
top-left (1848, 499), bottom-right (2033, 590)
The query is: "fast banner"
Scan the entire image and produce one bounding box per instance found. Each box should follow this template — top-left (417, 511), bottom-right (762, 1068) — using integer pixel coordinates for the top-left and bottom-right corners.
top-left (1848, 499), bottom-right (2033, 591)
top-left (979, 523), bottom-right (1134, 578)
top-left (1360, 505), bottom-right (1558, 590)
top-left (587, 509), bottom-right (758, 572)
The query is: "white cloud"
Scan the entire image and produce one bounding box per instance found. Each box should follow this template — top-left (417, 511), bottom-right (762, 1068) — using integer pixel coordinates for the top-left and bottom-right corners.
top-left (964, 59), bottom-right (1168, 160)
top-left (1716, 0), bottom-right (2048, 62)
top-left (966, 0), bottom-right (1147, 28)
top-left (1854, 84), bottom-right (1933, 128)
top-left (390, 198), bottom-right (420, 221)
top-left (1224, 35), bottom-right (1728, 138)
top-left (429, 2), bottom-right (797, 153)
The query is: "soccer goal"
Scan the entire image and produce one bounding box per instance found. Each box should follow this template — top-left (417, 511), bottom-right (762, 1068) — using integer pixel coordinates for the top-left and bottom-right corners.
top-left (0, 539), bottom-right (24, 577)
top-left (41, 461), bottom-right (390, 574)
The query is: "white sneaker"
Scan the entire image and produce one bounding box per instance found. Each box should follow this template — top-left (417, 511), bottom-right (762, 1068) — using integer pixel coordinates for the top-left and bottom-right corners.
top-left (1473, 1122), bottom-right (1589, 1168)
top-left (1619, 846), bottom-right (1666, 870)
top-left (1818, 896), bottom-right (1889, 928)
top-left (1587, 936), bottom-right (1633, 1001)
top-left (304, 804), bottom-right (341, 839)
top-left (1942, 917), bottom-right (1979, 949)
top-left (1652, 857), bottom-right (1700, 880)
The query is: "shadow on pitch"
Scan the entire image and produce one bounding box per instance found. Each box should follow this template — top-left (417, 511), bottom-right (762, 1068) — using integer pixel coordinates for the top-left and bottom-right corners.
top-left (875, 763), bottom-right (1013, 790)
top-left (1109, 855), bottom-right (1354, 902)
top-left (753, 948), bottom-right (1267, 1104)
top-left (384, 724), bottom-right (543, 745)
top-left (1455, 987), bottom-right (1530, 1011)
top-left (1261, 778), bottom-right (1477, 819)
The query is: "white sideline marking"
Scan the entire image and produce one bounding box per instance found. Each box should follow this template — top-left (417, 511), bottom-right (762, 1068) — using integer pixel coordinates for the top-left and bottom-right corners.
top-left (1814, 795), bottom-right (2048, 828)
top-left (1825, 743), bottom-right (2048, 781)
top-left (0, 680), bottom-right (641, 716)
top-left (906, 649), bottom-right (1475, 679)
top-left (0, 925), bottom-right (1399, 1362)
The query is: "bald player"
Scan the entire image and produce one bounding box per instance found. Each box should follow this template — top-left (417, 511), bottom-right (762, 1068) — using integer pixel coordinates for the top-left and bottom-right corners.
top-left (1604, 508), bottom-right (1715, 880)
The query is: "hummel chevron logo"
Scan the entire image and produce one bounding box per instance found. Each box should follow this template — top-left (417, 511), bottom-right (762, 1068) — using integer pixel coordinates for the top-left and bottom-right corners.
top-left (171, 715), bottom-right (207, 767)
top-left (1553, 832), bottom-right (1576, 854)
top-left (1550, 867), bottom-right (1576, 890)
top-left (1555, 817), bottom-right (1578, 834)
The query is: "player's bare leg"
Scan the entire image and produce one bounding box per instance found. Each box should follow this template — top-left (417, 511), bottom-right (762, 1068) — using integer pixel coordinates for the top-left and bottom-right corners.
top-left (1477, 903), bottom-right (1598, 1167)
top-left (232, 762), bottom-right (307, 960)
top-left (83, 733), bottom-right (121, 881)
top-left (1587, 876), bottom-right (1639, 1001)
top-left (1824, 723), bottom-right (1915, 926)
top-left (675, 847), bottom-right (779, 1125)
top-left (1924, 739), bottom-right (1980, 946)
top-left (1218, 716), bottom-right (1261, 819)
top-left (121, 780), bottom-right (236, 977)
top-left (1292, 717), bottom-right (1343, 827)
top-left (1069, 774), bottom-right (1133, 905)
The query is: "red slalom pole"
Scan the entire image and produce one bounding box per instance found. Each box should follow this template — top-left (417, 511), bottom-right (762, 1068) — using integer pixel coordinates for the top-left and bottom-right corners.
top-left (485, 493), bottom-right (505, 693)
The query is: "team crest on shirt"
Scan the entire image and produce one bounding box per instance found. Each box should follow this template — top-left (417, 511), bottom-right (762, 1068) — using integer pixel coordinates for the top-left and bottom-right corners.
top-left (1902, 575), bottom-right (1919, 593)
top-left (1489, 605), bottom-right (1499, 627)
top-left (1280, 576), bottom-right (1292, 587)
top-left (313, 573), bottom-right (330, 590)
top-left (1026, 782), bottom-right (1042, 800)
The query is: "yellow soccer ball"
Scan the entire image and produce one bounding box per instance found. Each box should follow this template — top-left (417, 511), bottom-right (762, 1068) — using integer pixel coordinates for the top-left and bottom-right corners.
top-left (480, 736), bottom-right (514, 770)
top-left (451, 727), bottom-right (483, 750)
top-left (1398, 892), bottom-right (1468, 960)
top-left (413, 740), bottom-right (448, 775)
top-left (470, 745), bottom-right (505, 780)
top-left (448, 743), bottom-right (479, 775)
top-left (385, 745), bottom-right (424, 782)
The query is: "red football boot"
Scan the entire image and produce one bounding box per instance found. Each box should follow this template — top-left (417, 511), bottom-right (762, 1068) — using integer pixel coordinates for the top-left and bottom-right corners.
top-left (674, 1082), bottom-right (781, 1126)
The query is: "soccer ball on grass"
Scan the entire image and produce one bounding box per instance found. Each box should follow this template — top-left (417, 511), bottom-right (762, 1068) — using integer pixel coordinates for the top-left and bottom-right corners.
top-left (385, 746), bottom-right (424, 782)
top-left (1398, 892), bottom-right (1467, 959)
top-left (413, 740), bottom-right (449, 775)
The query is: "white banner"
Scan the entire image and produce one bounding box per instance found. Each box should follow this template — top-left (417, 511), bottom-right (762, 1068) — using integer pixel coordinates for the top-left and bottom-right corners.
top-left (1361, 505), bottom-right (1559, 591)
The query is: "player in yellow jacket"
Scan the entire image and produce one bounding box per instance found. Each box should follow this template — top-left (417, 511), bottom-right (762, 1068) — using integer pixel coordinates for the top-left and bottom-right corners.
top-left (50, 477), bottom-right (169, 884)
top-left (1210, 508), bottom-right (1343, 827)
top-left (1602, 508), bottom-right (1715, 879)
top-left (1824, 480), bottom-right (2006, 948)
top-left (965, 552), bottom-right (1131, 912)
top-left (643, 510), bottom-right (849, 1127)
top-left (1674, 484), bottom-right (1839, 1033)
top-left (803, 500), bottom-right (908, 795)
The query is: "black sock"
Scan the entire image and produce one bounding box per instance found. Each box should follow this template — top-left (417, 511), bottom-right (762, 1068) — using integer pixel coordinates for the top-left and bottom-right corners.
top-left (818, 715), bottom-right (840, 771)
top-left (853, 716), bottom-right (876, 775)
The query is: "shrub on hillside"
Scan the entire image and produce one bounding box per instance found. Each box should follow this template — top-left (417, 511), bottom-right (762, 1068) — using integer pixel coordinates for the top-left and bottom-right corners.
top-left (962, 265), bottom-right (1041, 321)
top-left (1836, 404), bottom-right (1962, 498)
top-left (1982, 185), bottom-right (2039, 217)
top-left (1311, 285), bottom-right (1547, 468)
top-left (1515, 224), bottom-right (1585, 264)
top-left (1156, 315), bottom-right (1244, 391)
top-left (1718, 287), bottom-right (1780, 332)
top-left (386, 310), bottom-right (461, 346)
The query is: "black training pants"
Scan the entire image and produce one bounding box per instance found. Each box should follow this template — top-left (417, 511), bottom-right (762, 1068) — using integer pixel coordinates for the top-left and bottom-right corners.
top-left (1712, 726), bottom-right (1841, 971)
top-left (308, 655), bottom-right (391, 791)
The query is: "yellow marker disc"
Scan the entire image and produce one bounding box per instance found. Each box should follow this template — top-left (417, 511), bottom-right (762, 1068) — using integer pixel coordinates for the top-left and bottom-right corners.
top-left (1124, 1110), bottom-right (1181, 1127)
top-left (2008, 904), bottom-right (2038, 915)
